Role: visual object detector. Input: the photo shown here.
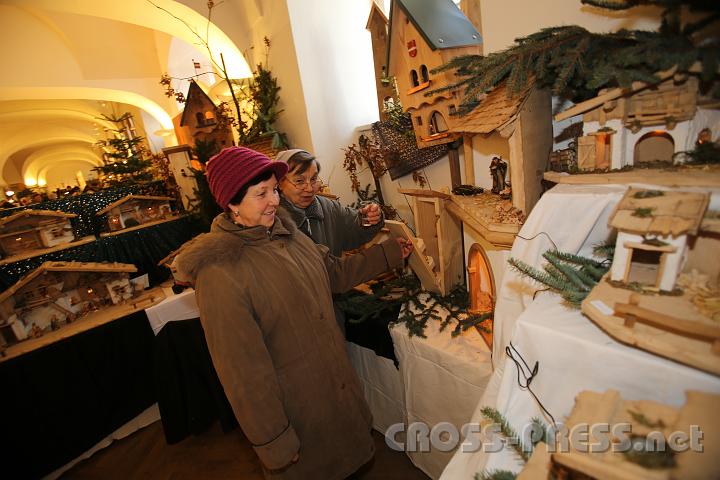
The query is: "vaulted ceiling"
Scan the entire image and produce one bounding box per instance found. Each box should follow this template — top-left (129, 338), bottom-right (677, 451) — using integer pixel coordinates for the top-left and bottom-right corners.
top-left (0, 0), bottom-right (249, 189)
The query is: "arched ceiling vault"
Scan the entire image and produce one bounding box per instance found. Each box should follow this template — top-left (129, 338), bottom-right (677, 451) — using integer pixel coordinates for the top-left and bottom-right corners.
top-left (0, 0), bottom-right (250, 189)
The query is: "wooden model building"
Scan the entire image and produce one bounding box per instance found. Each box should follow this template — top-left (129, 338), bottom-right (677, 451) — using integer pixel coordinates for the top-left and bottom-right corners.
top-left (0, 261), bottom-right (139, 347)
top-left (0, 210), bottom-right (77, 258)
top-left (96, 194), bottom-right (176, 236)
top-left (386, 0), bottom-right (482, 148)
top-left (521, 389), bottom-right (719, 479)
top-left (582, 187), bottom-right (720, 375)
top-left (366, 2), bottom-right (394, 122)
top-left (449, 82), bottom-right (553, 215)
top-left (550, 72), bottom-right (720, 172)
top-left (173, 79), bottom-right (234, 150)
top-left (390, 188), bottom-right (525, 347)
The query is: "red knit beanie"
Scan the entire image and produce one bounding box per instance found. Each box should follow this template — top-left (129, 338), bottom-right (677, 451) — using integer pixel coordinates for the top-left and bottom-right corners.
top-left (205, 147), bottom-right (288, 210)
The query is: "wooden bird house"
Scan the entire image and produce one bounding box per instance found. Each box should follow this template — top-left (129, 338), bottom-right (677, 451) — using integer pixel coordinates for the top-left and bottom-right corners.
top-left (582, 187), bottom-right (720, 375)
top-left (173, 80), bottom-right (234, 149)
top-left (96, 195), bottom-right (176, 236)
top-left (0, 261), bottom-right (138, 347)
top-left (387, 0), bottom-right (482, 148)
top-left (0, 210), bottom-right (77, 258)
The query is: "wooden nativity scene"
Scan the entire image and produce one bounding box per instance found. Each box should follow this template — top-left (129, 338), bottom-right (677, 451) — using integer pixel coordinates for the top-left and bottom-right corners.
top-left (582, 187), bottom-right (720, 375)
top-left (0, 210), bottom-right (79, 260)
top-left (0, 261), bottom-right (148, 349)
top-left (96, 194), bottom-right (177, 236)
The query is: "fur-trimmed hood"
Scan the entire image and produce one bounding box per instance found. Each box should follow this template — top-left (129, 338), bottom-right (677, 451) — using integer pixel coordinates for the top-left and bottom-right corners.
top-left (174, 207), bottom-right (298, 283)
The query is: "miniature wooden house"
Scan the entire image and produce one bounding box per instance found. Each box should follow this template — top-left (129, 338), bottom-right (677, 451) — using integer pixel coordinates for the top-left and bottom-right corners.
top-left (366, 2), bottom-right (395, 122)
top-left (449, 82), bottom-right (553, 216)
top-left (96, 195), bottom-right (175, 235)
top-left (0, 261), bottom-right (138, 347)
top-left (389, 188), bottom-right (524, 348)
top-left (0, 210), bottom-right (76, 258)
top-left (545, 389), bottom-right (719, 480)
top-left (582, 187), bottom-right (720, 374)
top-left (554, 75), bottom-right (720, 171)
top-left (387, 0), bottom-right (482, 148)
top-left (173, 80), bottom-right (234, 149)
top-left (608, 188), bottom-right (710, 292)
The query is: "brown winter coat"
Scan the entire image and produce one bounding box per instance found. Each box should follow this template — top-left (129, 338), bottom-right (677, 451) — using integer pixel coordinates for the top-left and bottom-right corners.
top-left (175, 209), bottom-right (403, 479)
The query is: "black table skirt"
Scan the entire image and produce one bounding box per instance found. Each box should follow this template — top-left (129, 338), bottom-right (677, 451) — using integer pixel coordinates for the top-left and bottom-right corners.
top-left (0, 311), bottom-right (156, 479)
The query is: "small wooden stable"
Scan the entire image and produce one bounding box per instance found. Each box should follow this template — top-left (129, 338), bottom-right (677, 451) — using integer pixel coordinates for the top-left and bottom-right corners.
top-left (547, 389), bottom-right (720, 479)
top-left (173, 79), bottom-right (234, 149)
top-left (0, 210), bottom-right (77, 258)
top-left (386, 0), bottom-right (482, 148)
top-left (0, 261), bottom-right (139, 348)
top-left (96, 195), bottom-right (176, 236)
top-left (582, 187), bottom-right (720, 375)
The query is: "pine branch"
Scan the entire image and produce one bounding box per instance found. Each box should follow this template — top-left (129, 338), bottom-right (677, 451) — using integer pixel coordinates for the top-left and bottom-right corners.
top-left (475, 471), bottom-right (517, 480)
top-left (481, 407), bottom-right (531, 462)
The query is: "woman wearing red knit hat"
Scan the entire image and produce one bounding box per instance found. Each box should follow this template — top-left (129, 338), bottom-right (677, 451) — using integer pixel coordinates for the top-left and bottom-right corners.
top-left (175, 147), bottom-right (412, 479)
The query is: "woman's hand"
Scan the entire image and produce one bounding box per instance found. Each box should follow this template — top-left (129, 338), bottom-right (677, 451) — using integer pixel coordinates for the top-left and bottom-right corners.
top-left (360, 203), bottom-right (382, 226)
top-left (396, 238), bottom-right (414, 259)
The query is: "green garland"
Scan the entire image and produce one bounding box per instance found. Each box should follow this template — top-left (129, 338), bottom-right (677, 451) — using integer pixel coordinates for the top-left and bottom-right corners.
top-left (336, 273), bottom-right (491, 338)
top-left (429, 0), bottom-right (719, 114)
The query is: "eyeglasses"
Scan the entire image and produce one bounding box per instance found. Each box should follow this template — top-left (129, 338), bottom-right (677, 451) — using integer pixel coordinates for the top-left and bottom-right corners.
top-left (288, 176), bottom-right (321, 189)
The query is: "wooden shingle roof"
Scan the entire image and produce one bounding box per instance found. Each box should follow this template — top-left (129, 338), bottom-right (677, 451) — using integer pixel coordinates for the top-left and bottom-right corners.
top-left (96, 195), bottom-right (173, 216)
top-left (0, 210), bottom-right (76, 228)
top-left (609, 188), bottom-right (710, 237)
top-left (0, 261), bottom-right (137, 303)
top-left (450, 83), bottom-right (532, 135)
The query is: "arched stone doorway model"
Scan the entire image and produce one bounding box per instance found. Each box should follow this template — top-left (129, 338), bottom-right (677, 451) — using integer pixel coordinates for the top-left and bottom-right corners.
top-left (467, 243), bottom-right (495, 348)
top-left (634, 131), bottom-right (675, 165)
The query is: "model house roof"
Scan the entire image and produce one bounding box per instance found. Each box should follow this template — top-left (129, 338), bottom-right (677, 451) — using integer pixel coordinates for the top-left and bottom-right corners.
top-left (366, 1), bottom-right (388, 30)
top-left (609, 188), bottom-right (710, 237)
top-left (0, 209), bottom-right (76, 228)
top-left (179, 80), bottom-right (218, 127)
top-left (387, 0), bottom-right (481, 71)
top-left (450, 83), bottom-right (532, 134)
top-left (96, 195), bottom-right (173, 216)
top-left (0, 261), bottom-right (137, 302)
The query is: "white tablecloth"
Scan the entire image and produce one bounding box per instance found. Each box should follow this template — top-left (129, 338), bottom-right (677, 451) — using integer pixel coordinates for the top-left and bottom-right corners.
top-left (440, 183), bottom-right (720, 479)
top-left (145, 289), bottom-right (199, 335)
top-left (390, 309), bottom-right (493, 479)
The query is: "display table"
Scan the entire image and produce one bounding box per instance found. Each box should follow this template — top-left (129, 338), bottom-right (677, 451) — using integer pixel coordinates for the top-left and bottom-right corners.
top-left (0, 310), bottom-right (157, 479)
top-left (440, 183), bottom-right (720, 479)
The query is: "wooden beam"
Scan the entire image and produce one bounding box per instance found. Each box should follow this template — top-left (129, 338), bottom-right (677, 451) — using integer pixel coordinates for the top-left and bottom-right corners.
top-left (614, 302), bottom-right (720, 342)
top-left (397, 188), bottom-right (451, 200)
top-left (463, 134), bottom-right (475, 186)
top-left (448, 147), bottom-right (462, 189)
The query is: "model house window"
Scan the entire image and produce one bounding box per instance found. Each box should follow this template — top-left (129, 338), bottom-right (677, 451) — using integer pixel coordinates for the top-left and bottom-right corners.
top-left (429, 111), bottom-right (449, 134)
top-left (416, 116), bottom-right (423, 126)
top-left (195, 112), bottom-right (205, 127)
top-left (420, 65), bottom-right (429, 83)
top-left (204, 111), bottom-right (216, 125)
top-left (410, 70), bottom-right (419, 87)
top-left (449, 104), bottom-right (457, 115)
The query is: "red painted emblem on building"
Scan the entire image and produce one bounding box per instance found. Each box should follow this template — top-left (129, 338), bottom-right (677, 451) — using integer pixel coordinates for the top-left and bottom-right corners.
top-left (407, 40), bottom-right (417, 57)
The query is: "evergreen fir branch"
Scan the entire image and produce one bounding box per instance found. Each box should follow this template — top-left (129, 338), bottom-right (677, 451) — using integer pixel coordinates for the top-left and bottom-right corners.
top-left (475, 470), bottom-right (517, 480)
top-left (481, 407), bottom-right (531, 462)
top-left (543, 254), bottom-right (594, 291)
top-left (509, 257), bottom-right (573, 292)
top-left (580, 264), bottom-right (608, 281)
top-left (545, 250), bottom-right (606, 269)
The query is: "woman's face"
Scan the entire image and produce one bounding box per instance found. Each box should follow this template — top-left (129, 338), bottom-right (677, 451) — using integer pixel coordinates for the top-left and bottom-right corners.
top-left (279, 161), bottom-right (320, 209)
top-left (229, 175), bottom-right (280, 228)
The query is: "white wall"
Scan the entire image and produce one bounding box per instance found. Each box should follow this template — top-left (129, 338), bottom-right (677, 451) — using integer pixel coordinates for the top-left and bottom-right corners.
top-left (480, 0), bottom-right (663, 54)
top-left (286, 0), bottom-right (380, 205)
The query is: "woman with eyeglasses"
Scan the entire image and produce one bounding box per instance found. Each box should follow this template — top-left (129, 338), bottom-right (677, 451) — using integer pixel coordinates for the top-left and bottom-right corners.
top-left (275, 149), bottom-right (384, 258)
top-left (176, 147), bottom-right (412, 480)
